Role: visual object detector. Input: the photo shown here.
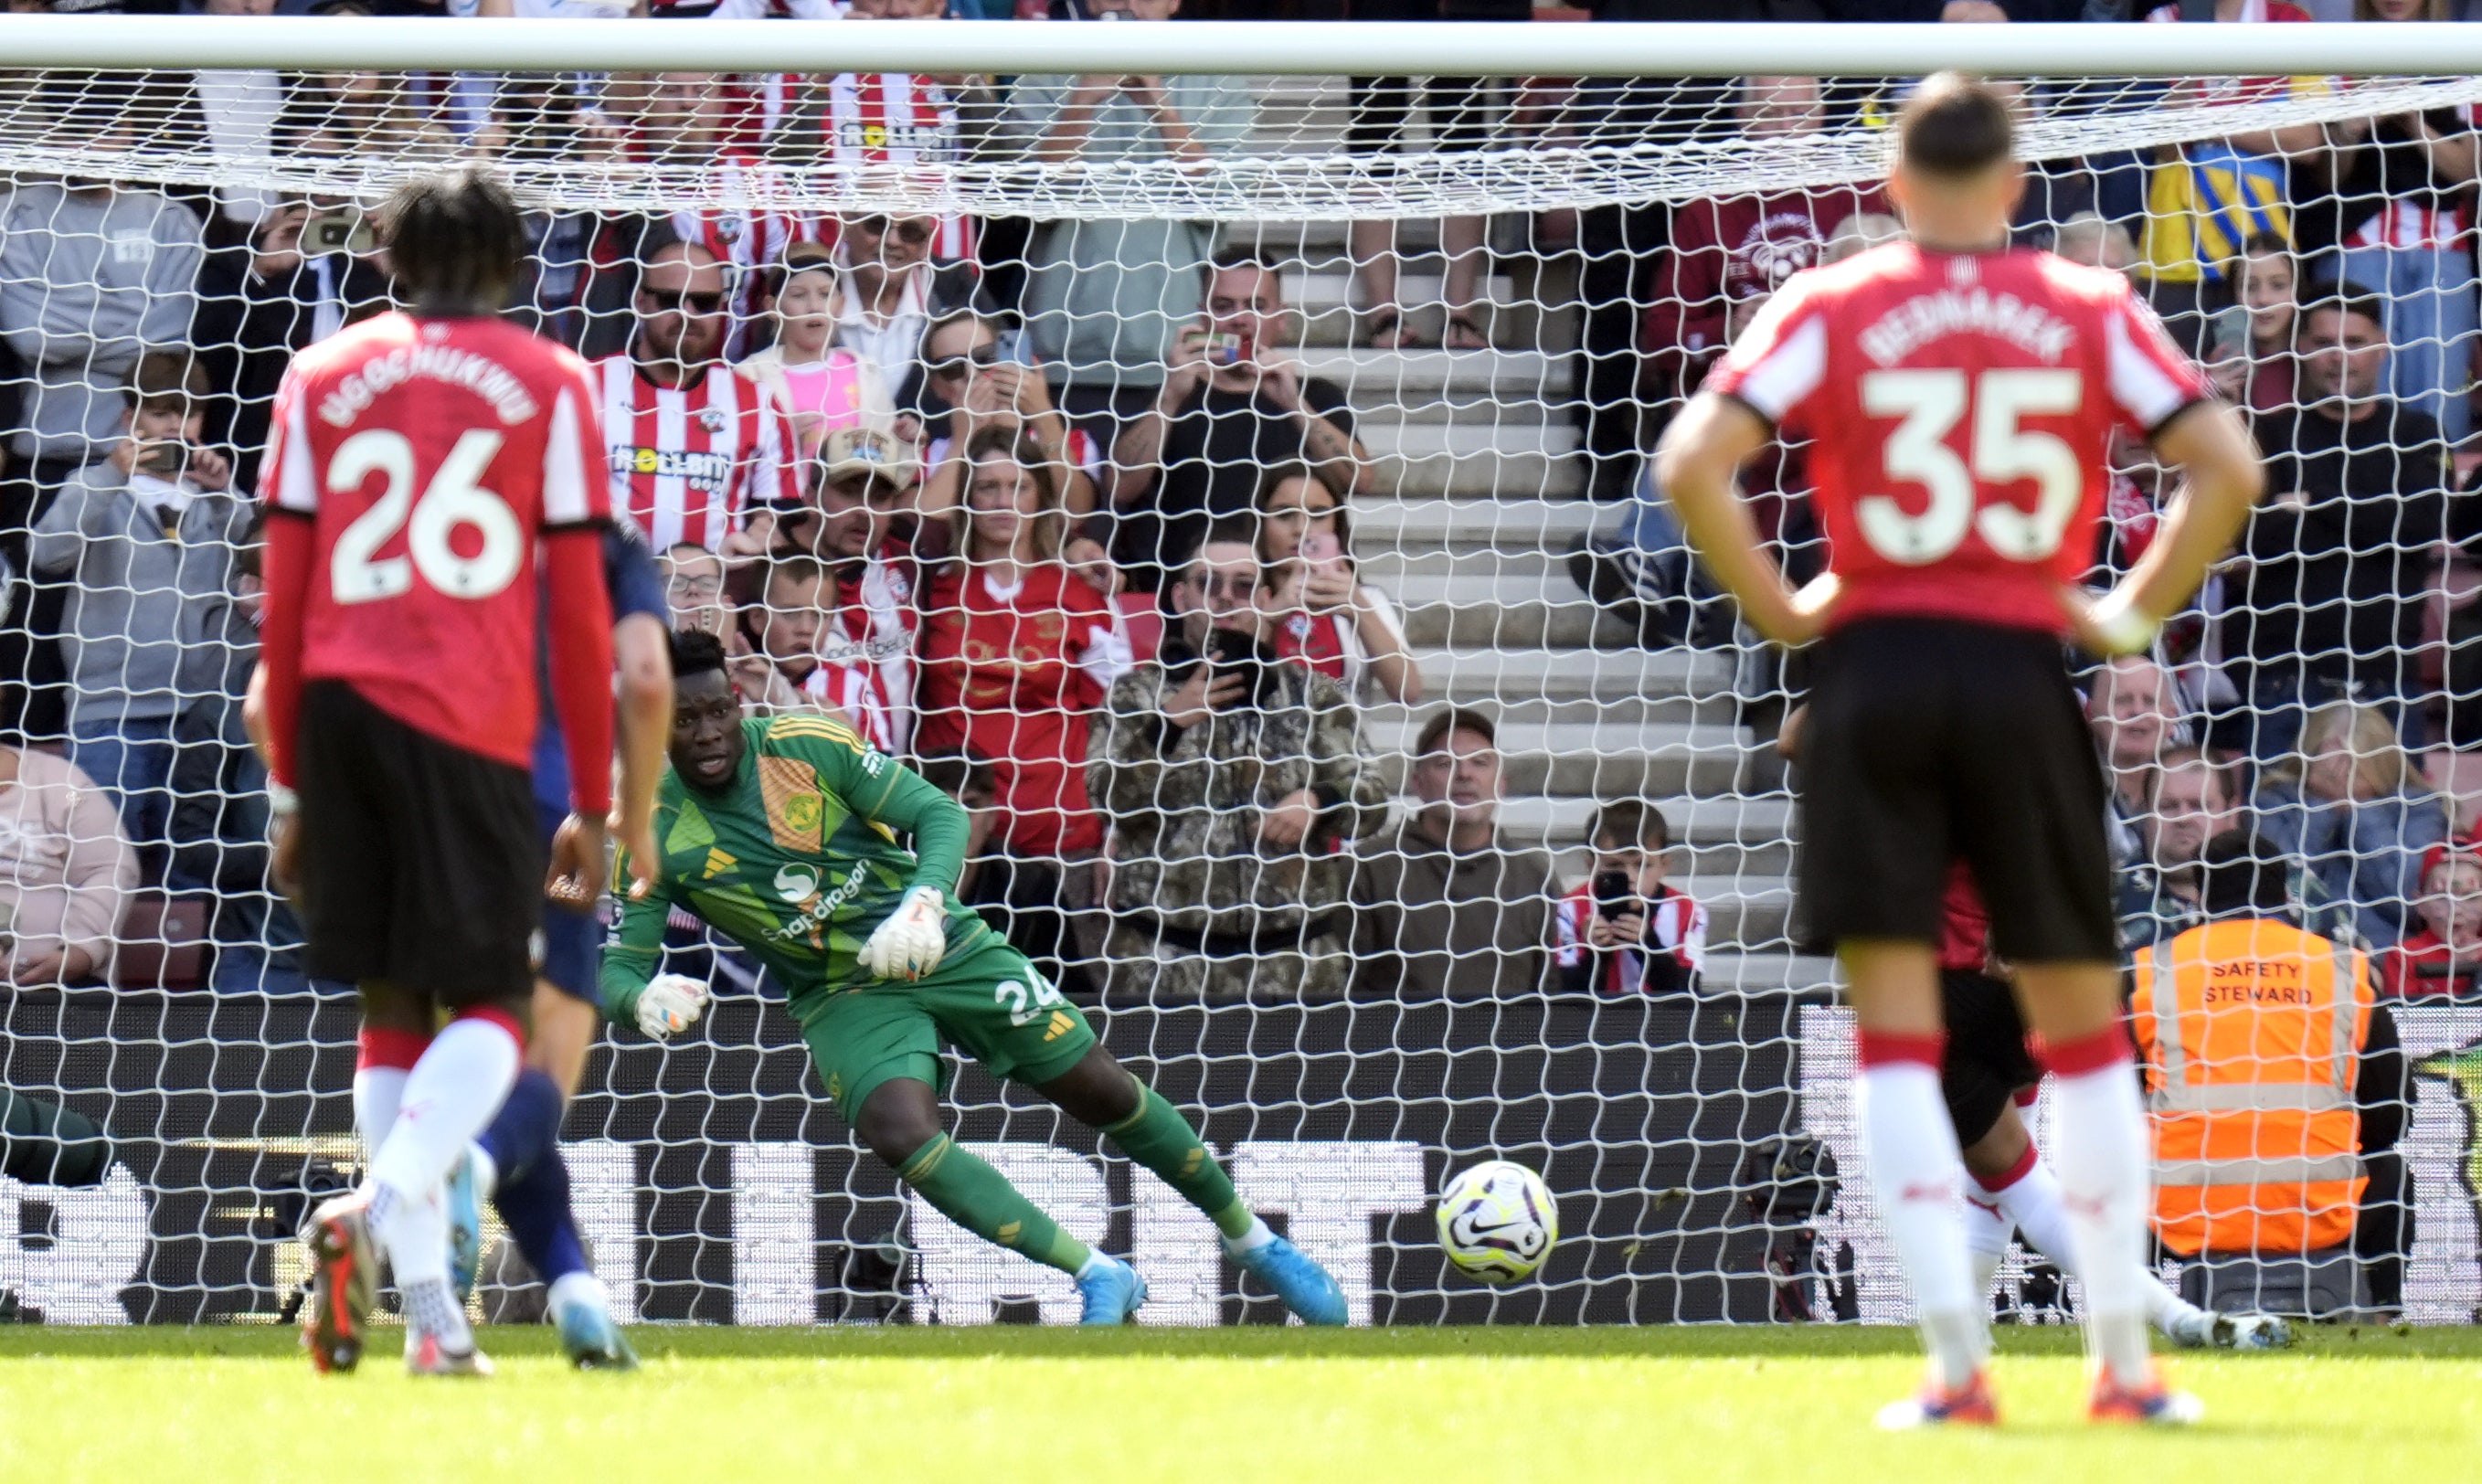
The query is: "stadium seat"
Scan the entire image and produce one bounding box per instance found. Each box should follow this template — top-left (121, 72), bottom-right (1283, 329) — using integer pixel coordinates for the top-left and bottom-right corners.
top-left (112, 892), bottom-right (208, 992)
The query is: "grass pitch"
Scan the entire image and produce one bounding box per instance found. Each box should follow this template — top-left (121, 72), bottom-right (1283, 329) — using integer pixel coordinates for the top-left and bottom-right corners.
top-left (0, 1324), bottom-right (2474, 1483)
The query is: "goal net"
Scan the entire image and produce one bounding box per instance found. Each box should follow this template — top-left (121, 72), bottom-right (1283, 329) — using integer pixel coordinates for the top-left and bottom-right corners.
top-left (0, 21), bottom-right (2477, 1329)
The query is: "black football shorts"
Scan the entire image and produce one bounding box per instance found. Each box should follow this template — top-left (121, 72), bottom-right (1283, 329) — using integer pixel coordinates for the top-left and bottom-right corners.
top-left (1940, 968), bottom-right (2042, 1147)
top-left (1798, 617), bottom-right (2116, 966)
top-left (294, 680), bottom-right (544, 1005)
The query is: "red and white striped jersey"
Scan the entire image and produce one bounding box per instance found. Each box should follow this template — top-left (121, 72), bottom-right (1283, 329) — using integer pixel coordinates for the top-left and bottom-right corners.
top-left (1554, 881), bottom-right (1707, 996)
top-left (666, 152), bottom-right (830, 352)
top-left (1703, 242), bottom-right (2212, 637)
top-left (592, 352), bottom-right (797, 551)
top-left (821, 72), bottom-right (960, 167)
top-left (814, 549), bottom-right (918, 756)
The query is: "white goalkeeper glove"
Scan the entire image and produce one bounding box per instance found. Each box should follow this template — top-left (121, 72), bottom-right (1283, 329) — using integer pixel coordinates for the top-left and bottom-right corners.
top-left (860, 886), bottom-right (948, 981)
top-left (636, 973), bottom-right (711, 1041)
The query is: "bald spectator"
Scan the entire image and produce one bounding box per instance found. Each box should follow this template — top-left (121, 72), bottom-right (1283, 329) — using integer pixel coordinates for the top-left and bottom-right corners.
top-left (2086, 654), bottom-right (2193, 855)
top-left (1350, 707), bottom-right (1560, 1001)
top-left (590, 239), bottom-right (798, 557)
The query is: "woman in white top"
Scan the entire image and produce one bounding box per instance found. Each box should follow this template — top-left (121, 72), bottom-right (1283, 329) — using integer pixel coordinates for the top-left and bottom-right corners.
top-left (737, 242), bottom-right (897, 460)
top-left (1257, 463), bottom-right (1420, 705)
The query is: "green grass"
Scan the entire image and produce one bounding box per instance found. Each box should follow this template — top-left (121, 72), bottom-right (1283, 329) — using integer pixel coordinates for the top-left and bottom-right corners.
top-left (0, 1325), bottom-right (2476, 1483)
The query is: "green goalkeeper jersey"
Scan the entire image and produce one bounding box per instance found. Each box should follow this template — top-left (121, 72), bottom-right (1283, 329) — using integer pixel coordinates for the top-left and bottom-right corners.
top-left (599, 714), bottom-right (992, 1023)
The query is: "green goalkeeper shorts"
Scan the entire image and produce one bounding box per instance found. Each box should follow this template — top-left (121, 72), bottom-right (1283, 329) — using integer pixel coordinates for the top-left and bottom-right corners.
top-left (790, 938), bottom-right (1098, 1122)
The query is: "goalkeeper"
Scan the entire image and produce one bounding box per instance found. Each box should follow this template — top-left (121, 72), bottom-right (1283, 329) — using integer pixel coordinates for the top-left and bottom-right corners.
top-left (603, 630), bottom-right (1348, 1324)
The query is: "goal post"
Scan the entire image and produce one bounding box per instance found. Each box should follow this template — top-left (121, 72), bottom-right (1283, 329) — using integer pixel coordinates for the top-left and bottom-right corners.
top-left (0, 22), bottom-right (2472, 1329)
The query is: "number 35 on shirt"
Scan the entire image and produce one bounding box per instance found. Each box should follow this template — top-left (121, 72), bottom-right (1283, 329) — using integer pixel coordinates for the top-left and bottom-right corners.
top-left (1702, 246), bottom-right (2211, 637)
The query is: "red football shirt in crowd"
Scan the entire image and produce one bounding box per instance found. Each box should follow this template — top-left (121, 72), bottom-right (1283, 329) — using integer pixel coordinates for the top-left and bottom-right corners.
top-left (593, 352), bottom-right (796, 552)
top-left (259, 313), bottom-right (616, 813)
top-left (915, 562), bottom-right (1124, 859)
top-left (1702, 241), bottom-right (2212, 636)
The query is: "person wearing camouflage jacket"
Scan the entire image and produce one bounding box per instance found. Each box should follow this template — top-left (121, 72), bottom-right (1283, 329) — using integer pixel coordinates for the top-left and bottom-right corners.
top-left (1089, 527), bottom-right (1390, 1000)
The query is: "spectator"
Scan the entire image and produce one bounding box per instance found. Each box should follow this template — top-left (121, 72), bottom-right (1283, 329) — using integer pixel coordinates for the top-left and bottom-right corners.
top-left (2233, 284), bottom-right (2456, 758)
top-left (187, 196), bottom-right (393, 490)
top-left (1350, 706), bottom-right (1559, 1000)
top-left (661, 540), bottom-right (733, 638)
top-left (831, 212), bottom-right (995, 409)
top-left (0, 78), bottom-right (206, 523)
top-left (2297, 0), bottom-right (2478, 443)
top-left (1821, 211), bottom-right (1904, 266)
top-left (916, 429), bottom-right (1132, 982)
top-left (2378, 840), bottom-right (2482, 1000)
top-left (28, 352), bottom-right (250, 853)
top-left (2254, 699), bottom-right (2450, 947)
top-left (729, 554), bottom-right (846, 719)
top-left (914, 309), bottom-right (1103, 522)
top-left (1643, 76), bottom-right (1881, 408)
top-left (1341, 0), bottom-right (1521, 352)
top-left (1091, 523), bottom-right (1387, 999)
top-left (735, 242), bottom-right (896, 461)
top-left (281, 54), bottom-right (462, 164)
top-left (772, 429), bottom-right (920, 755)
top-left (2132, 830), bottom-right (2411, 1316)
top-left (2048, 210), bottom-right (2139, 275)
top-left (2135, 0), bottom-right (2328, 354)
top-left (1009, 19), bottom-right (1255, 420)
top-left (592, 238), bottom-right (798, 556)
top-left (2118, 748), bottom-right (2245, 950)
top-left (2085, 653), bottom-right (2193, 843)
top-left (163, 522), bottom-right (308, 992)
top-left (0, 743), bottom-right (136, 988)
top-left (2206, 231), bottom-right (2300, 414)
top-left (1257, 463), bottom-right (1420, 705)
top-left (1108, 249), bottom-right (1370, 592)
top-left (1554, 800), bottom-right (1706, 997)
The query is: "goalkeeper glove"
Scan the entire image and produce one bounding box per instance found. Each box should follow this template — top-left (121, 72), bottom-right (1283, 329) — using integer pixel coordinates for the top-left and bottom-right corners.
top-left (860, 886), bottom-right (948, 981)
top-left (636, 973), bottom-right (711, 1041)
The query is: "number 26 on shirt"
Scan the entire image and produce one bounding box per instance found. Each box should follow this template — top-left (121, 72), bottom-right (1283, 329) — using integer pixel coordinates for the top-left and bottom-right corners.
top-left (1859, 367), bottom-right (2084, 567)
top-left (327, 428), bottom-right (525, 605)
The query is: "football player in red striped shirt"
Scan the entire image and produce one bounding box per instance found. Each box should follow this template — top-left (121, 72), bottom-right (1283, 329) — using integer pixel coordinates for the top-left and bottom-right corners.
top-left (594, 240), bottom-right (798, 556)
top-left (1656, 76), bottom-right (2265, 1427)
top-left (256, 168), bottom-right (630, 1377)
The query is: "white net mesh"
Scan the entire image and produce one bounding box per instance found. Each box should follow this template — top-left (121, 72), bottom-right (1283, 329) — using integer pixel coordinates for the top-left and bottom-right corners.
top-left (0, 38), bottom-right (2467, 1329)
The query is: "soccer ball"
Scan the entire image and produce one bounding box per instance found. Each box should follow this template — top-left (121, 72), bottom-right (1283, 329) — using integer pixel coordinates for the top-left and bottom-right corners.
top-left (1435, 1160), bottom-right (1558, 1286)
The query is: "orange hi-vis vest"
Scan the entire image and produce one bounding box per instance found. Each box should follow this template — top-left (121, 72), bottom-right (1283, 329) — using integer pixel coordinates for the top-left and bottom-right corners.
top-left (2131, 917), bottom-right (2372, 1258)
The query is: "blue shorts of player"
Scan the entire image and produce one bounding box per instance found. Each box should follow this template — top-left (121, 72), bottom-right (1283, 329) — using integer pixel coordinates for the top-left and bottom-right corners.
top-left (537, 799), bottom-right (599, 1004)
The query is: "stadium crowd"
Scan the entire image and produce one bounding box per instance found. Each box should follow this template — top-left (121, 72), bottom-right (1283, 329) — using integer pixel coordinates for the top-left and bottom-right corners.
top-left (0, 0), bottom-right (2475, 1039)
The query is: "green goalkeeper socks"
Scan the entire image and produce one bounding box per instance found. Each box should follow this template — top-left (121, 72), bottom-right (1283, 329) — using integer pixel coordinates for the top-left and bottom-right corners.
top-left (1102, 1086), bottom-right (1255, 1241)
top-left (896, 1133), bottom-right (1092, 1276)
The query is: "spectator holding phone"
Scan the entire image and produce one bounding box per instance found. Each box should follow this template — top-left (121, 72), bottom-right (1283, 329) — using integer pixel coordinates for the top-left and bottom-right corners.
top-left (1553, 800), bottom-right (1705, 997)
top-left (1091, 520), bottom-right (1387, 1000)
top-left (1108, 249), bottom-right (1370, 593)
top-left (914, 309), bottom-right (1104, 524)
top-left (1257, 463), bottom-right (1419, 705)
top-left (29, 352), bottom-right (249, 853)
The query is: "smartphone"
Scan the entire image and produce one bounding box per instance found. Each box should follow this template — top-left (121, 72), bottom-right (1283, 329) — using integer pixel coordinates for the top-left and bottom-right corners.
top-left (303, 205), bottom-right (376, 256)
top-left (137, 440), bottom-right (191, 480)
top-left (1592, 869), bottom-right (1637, 923)
top-left (1206, 332), bottom-right (1246, 367)
top-left (1301, 530), bottom-right (1343, 568)
top-left (1204, 625), bottom-right (1269, 707)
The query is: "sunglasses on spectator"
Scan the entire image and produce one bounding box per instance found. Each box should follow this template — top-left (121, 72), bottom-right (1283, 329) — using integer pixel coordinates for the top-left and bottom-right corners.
top-left (855, 216), bottom-right (938, 246)
top-left (646, 288), bottom-right (727, 315)
top-left (926, 344), bottom-right (1001, 380)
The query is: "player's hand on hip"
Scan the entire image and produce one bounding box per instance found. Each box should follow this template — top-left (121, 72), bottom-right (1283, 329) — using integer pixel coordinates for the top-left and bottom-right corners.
top-left (2063, 584), bottom-right (2158, 658)
top-left (860, 886), bottom-right (948, 981)
top-left (546, 811), bottom-right (610, 909)
top-left (636, 973), bottom-right (711, 1041)
top-left (1765, 572), bottom-right (1840, 647)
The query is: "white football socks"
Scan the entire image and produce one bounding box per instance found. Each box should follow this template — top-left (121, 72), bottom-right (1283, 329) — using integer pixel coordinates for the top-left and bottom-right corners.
top-left (1858, 1039), bottom-right (1987, 1390)
top-left (547, 1270), bottom-right (611, 1320)
top-left (1981, 1142), bottom-right (2210, 1342)
top-left (353, 1066), bottom-right (408, 1161)
top-left (365, 1014), bottom-right (521, 1347)
top-left (1222, 1214), bottom-right (1277, 1255)
top-left (2045, 1034), bottom-right (2156, 1389)
top-left (1963, 1192), bottom-right (2011, 1301)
